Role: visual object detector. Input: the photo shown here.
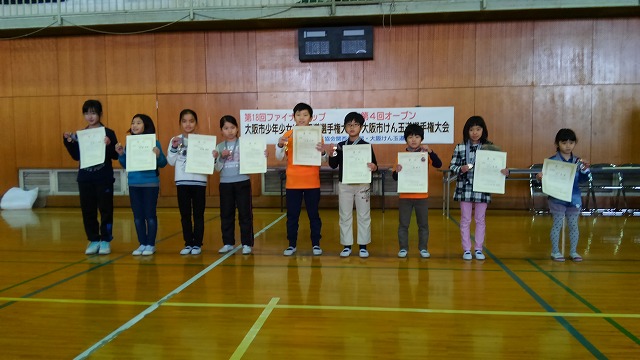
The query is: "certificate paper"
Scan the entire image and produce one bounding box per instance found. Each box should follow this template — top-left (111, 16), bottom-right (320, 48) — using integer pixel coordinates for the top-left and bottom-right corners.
top-left (293, 126), bottom-right (321, 166)
top-left (125, 134), bottom-right (157, 172)
top-left (77, 127), bottom-right (106, 169)
top-left (185, 134), bottom-right (216, 175)
top-left (542, 158), bottom-right (576, 202)
top-left (239, 135), bottom-right (267, 174)
top-left (342, 144), bottom-right (372, 184)
top-left (472, 150), bottom-right (507, 194)
top-left (397, 152), bottom-right (429, 193)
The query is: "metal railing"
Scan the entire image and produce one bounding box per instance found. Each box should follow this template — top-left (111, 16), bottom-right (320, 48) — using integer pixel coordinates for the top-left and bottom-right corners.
top-left (1, 0), bottom-right (364, 16)
top-left (0, 0), bottom-right (385, 34)
top-left (1, 1), bottom-right (637, 36)
top-left (3, 0), bottom-right (637, 18)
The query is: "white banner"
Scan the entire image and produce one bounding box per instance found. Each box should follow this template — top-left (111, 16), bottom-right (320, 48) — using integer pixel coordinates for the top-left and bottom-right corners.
top-left (240, 107), bottom-right (454, 145)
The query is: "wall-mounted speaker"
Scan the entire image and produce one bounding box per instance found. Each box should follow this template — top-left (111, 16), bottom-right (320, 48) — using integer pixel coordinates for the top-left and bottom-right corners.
top-left (298, 26), bottom-right (373, 62)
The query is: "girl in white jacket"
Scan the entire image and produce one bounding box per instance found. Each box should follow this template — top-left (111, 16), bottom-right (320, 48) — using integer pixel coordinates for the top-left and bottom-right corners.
top-left (167, 109), bottom-right (208, 255)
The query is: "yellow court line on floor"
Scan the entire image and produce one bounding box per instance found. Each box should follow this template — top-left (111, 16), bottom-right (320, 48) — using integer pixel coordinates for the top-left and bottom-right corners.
top-left (230, 297), bottom-right (280, 360)
top-left (3, 296), bottom-right (639, 319)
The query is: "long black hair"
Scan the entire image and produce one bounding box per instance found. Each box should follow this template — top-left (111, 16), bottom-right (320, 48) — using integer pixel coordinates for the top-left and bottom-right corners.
top-left (128, 114), bottom-right (156, 135)
top-left (179, 109), bottom-right (198, 124)
top-left (219, 115), bottom-right (238, 129)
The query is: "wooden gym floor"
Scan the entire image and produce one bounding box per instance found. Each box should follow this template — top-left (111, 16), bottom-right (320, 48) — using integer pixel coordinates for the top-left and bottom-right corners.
top-left (0, 207), bottom-right (639, 359)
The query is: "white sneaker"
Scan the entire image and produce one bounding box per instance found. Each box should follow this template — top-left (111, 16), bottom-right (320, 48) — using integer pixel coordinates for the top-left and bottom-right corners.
top-left (180, 246), bottom-right (192, 255)
top-left (85, 241), bottom-right (100, 255)
top-left (98, 241), bottom-right (111, 255)
top-left (474, 250), bottom-right (485, 260)
top-left (462, 251), bottom-right (472, 260)
top-left (142, 245), bottom-right (156, 256)
top-left (359, 249), bottom-right (369, 258)
top-left (398, 249), bottom-right (408, 258)
top-left (312, 246), bottom-right (323, 256)
top-left (283, 247), bottom-right (296, 256)
top-left (242, 245), bottom-right (252, 255)
top-left (132, 245), bottom-right (145, 256)
top-left (219, 244), bottom-right (235, 253)
top-left (340, 248), bottom-right (352, 257)
top-left (420, 249), bottom-right (431, 258)
top-left (191, 246), bottom-right (202, 255)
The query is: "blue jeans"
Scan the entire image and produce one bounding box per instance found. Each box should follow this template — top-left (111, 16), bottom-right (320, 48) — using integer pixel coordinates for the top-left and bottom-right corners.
top-left (286, 188), bottom-right (322, 248)
top-left (129, 186), bottom-right (159, 246)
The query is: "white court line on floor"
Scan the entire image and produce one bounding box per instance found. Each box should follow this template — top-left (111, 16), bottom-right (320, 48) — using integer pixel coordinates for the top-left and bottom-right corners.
top-left (74, 213), bottom-right (286, 360)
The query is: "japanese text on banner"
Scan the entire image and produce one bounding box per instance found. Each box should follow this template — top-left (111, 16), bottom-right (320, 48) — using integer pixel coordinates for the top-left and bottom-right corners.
top-left (239, 107), bottom-right (454, 145)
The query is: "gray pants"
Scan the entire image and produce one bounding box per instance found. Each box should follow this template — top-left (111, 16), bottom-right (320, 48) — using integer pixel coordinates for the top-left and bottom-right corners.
top-left (398, 197), bottom-right (430, 251)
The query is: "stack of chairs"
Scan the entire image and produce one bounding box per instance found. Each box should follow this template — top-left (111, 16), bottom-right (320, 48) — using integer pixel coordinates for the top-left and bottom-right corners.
top-left (618, 163), bottom-right (640, 215)
top-left (528, 163), bottom-right (545, 213)
top-left (583, 163), bottom-right (623, 215)
top-left (528, 163), bottom-right (640, 216)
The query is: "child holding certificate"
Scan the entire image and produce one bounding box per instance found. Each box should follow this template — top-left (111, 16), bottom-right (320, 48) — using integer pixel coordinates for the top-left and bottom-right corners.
top-left (328, 112), bottom-right (378, 258)
top-left (167, 109), bottom-right (208, 255)
top-left (449, 116), bottom-right (507, 261)
top-left (115, 114), bottom-right (167, 256)
top-left (275, 103), bottom-right (328, 256)
top-left (392, 124), bottom-right (442, 258)
top-left (62, 99), bottom-right (118, 255)
top-left (213, 115), bottom-right (255, 255)
top-left (536, 128), bottom-right (590, 262)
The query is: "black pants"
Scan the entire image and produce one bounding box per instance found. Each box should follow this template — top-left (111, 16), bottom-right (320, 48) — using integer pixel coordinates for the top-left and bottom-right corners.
top-left (177, 185), bottom-right (206, 247)
top-left (78, 181), bottom-right (114, 242)
top-left (219, 180), bottom-right (254, 247)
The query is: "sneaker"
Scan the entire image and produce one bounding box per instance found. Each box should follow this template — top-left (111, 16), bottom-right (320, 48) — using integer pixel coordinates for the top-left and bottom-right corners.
top-left (398, 249), bottom-right (408, 258)
top-left (180, 246), bottom-right (193, 255)
top-left (462, 251), bottom-right (472, 260)
top-left (474, 250), bottom-right (485, 260)
top-left (191, 246), bottom-right (202, 255)
top-left (132, 245), bottom-right (145, 256)
top-left (570, 252), bottom-right (583, 262)
top-left (283, 247), bottom-right (296, 256)
top-left (551, 252), bottom-right (565, 262)
top-left (85, 241), bottom-right (100, 255)
top-left (340, 248), bottom-right (352, 258)
top-left (98, 241), bottom-right (111, 255)
top-left (142, 245), bottom-right (155, 256)
top-left (312, 246), bottom-right (323, 256)
top-left (359, 249), bottom-right (369, 258)
top-left (219, 244), bottom-right (235, 253)
top-left (420, 249), bottom-right (431, 258)
top-left (242, 245), bottom-right (252, 255)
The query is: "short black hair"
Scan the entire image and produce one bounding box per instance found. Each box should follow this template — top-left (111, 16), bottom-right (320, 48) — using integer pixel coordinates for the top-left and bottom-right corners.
top-left (555, 128), bottom-right (577, 144)
top-left (293, 102), bottom-right (313, 117)
top-left (403, 123), bottom-right (424, 141)
top-left (344, 112), bottom-right (364, 126)
top-left (82, 99), bottom-right (103, 116)
top-left (462, 115), bottom-right (489, 144)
